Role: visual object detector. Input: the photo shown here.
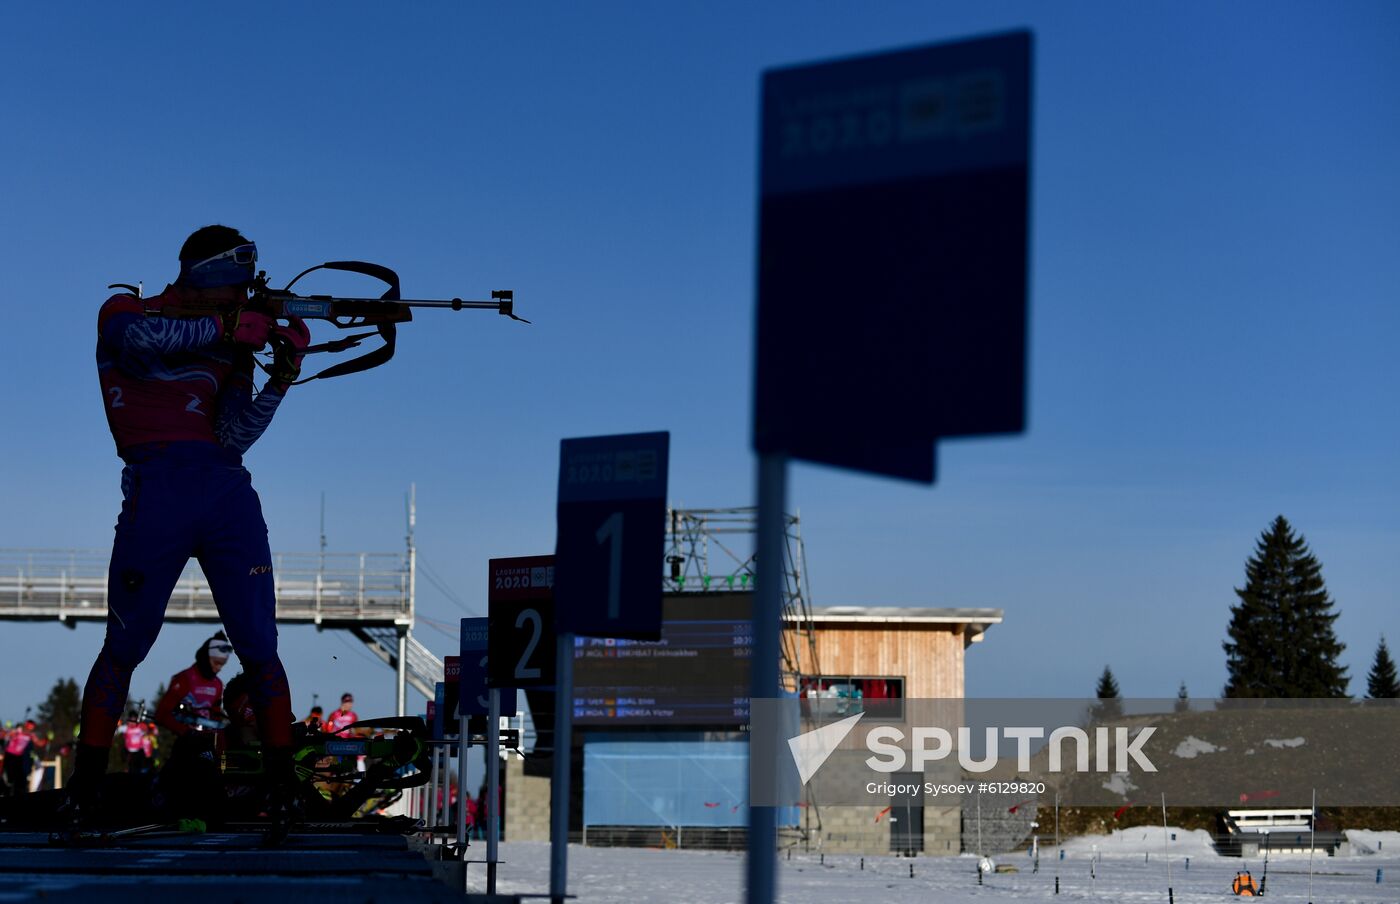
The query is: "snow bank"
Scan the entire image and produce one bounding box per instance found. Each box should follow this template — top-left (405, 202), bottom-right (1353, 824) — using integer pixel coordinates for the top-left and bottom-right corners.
top-left (1345, 829), bottom-right (1400, 858)
top-left (1059, 826), bottom-right (1218, 857)
top-left (485, 837), bottom-right (1395, 902)
top-left (1172, 735), bottom-right (1222, 758)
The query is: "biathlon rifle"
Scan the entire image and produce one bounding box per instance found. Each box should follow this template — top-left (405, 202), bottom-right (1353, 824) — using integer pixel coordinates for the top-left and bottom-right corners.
top-left (110, 260), bottom-right (527, 384)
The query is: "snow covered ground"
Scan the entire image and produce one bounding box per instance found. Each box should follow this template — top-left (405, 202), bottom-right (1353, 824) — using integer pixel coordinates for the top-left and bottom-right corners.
top-left (483, 829), bottom-right (1400, 903)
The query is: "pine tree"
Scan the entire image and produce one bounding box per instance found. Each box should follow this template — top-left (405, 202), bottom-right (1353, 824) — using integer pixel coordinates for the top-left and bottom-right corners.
top-left (1367, 636), bottom-right (1400, 699)
top-left (1175, 681), bottom-right (1190, 713)
top-left (1223, 515), bottom-right (1349, 698)
top-left (35, 677), bottom-right (81, 748)
top-left (149, 681), bottom-right (176, 768)
top-left (1092, 666), bottom-right (1123, 722)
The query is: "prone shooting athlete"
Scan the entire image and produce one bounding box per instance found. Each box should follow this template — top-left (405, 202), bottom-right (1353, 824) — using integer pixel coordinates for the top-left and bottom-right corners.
top-left (65, 225), bottom-right (310, 826)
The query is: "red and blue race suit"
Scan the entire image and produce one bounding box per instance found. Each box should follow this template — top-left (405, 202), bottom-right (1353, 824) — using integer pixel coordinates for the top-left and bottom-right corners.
top-left (323, 708), bottom-right (358, 734)
top-left (120, 719), bottom-right (155, 772)
top-left (80, 291), bottom-right (295, 752)
top-left (122, 721), bottom-right (147, 753)
top-left (155, 665), bottom-right (225, 736)
top-left (3, 728), bottom-right (35, 796)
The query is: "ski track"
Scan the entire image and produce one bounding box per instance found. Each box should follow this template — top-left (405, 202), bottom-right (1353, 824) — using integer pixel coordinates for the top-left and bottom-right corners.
top-left (484, 834), bottom-right (1400, 903)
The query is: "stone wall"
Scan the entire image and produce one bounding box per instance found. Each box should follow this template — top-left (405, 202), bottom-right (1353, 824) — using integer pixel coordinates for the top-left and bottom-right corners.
top-left (803, 804), bottom-right (960, 855)
top-left (504, 755), bottom-right (551, 841)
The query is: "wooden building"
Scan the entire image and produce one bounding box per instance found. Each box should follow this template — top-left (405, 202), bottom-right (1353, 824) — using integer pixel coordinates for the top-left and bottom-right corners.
top-left (504, 603), bottom-right (1003, 856)
top-left (786, 606), bottom-right (1002, 698)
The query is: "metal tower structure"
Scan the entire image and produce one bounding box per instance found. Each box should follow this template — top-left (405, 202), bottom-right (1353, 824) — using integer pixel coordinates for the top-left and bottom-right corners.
top-left (662, 506), bottom-right (821, 691)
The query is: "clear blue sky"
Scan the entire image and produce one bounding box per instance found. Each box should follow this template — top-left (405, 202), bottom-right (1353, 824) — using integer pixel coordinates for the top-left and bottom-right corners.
top-left (1, 3), bottom-right (1397, 722)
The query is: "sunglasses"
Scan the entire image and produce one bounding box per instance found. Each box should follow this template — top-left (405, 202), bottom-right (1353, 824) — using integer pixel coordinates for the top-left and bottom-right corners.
top-left (180, 243), bottom-right (258, 288)
top-left (188, 243), bottom-right (257, 270)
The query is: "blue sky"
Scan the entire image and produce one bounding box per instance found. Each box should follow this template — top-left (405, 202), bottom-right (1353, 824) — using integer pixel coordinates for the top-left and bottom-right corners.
top-left (1, 3), bottom-right (1397, 722)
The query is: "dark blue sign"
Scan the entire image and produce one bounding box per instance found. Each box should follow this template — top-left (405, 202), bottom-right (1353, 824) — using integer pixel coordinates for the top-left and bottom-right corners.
top-left (460, 617), bottom-right (491, 717)
top-left (555, 432), bottom-right (669, 639)
top-left (459, 616), bottom-right (516, 717)
top-left (325, 739), bottom-right (367, 757)
top-left (433, 681), bottom-right (446, 740)
top-left (753, 31), bottom-right (1032, 482)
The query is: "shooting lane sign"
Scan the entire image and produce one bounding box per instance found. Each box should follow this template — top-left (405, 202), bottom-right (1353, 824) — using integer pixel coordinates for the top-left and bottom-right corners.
top-left (459, 615), bottom-right (516, 719)
top-left (554, 432), bottom-right (670, 639)
top-left (432, 682), bottom-right (446, 740)
top-left (459, 617), bottom-right (490, 717)
top-left (488, 555), bottom-right (556, 688)
top-left (753, 30), bottom-right (1032, 481)
top-left (443, 656), bottom-right (461, 732)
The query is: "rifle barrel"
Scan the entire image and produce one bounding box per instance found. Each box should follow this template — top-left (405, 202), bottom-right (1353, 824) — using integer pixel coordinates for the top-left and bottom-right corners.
top-left (284, 296), bottom-right (504, 309)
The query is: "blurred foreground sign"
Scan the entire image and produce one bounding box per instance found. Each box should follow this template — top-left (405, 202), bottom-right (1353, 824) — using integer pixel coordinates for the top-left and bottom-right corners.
top-left (754, 31), bottom-right (1032, 482)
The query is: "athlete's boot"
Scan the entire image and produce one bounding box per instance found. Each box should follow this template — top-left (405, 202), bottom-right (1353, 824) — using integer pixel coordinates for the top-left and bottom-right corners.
top-left (261, 746), bottom-right (302, 846)
top-left (49, 743), bottom-right (107, 843)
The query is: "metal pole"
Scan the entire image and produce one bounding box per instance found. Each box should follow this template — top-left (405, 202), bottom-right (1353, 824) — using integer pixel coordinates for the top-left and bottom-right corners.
top-left (435, 746), bottom-right (444, 833)
top-left (488, 687), bottom-right (501, 894)
top-left (1308, 788), bottom-right (1316, 904)
top-left (1162, 793), bottom-right (1174, 903)
top-left (746, 453), bottom-right (786, 904)
top-left (396, 632), bottom-right (408, 717)
top-left (402, 483), bottom-right (416, 719)
top-left (428, 743), bottom-right (440, 835)
top-left (457, 715), bottom-right (469, 850)
top-left (441, 746), bottom-right (450, 833)
top-left (550, 632), bottom-right (575, 904)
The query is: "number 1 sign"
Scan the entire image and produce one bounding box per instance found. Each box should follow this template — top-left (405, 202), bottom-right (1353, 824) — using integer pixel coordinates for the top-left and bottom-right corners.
top-left (555, 432), bottom-right (669, 640)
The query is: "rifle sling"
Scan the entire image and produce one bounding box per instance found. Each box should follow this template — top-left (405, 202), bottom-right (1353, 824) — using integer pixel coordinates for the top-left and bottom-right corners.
top-left (293, 321), bottom-right (397, 384)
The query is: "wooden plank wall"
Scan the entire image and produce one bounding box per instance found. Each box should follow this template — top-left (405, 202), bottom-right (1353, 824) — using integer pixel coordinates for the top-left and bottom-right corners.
top-left (785, 624), bottom-right (966, 697)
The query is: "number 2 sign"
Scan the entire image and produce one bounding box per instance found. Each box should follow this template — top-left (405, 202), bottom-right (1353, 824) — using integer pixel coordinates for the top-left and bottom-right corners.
top-left (555, 432), bottom-right (669, 640)
top-left (488, 555), bottom-right (556, 688)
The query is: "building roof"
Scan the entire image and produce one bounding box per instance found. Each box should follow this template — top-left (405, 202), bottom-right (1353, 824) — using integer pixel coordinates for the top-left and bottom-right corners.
top-left (785, 606), bottom-right (1004, 643)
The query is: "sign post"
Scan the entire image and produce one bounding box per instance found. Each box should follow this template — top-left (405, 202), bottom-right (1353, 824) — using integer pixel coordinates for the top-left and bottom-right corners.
top-left (487, 686), bottom-right (501, 894)
top-left (426, 697), bottom-right (439, 831)
top-left (459, 616), bottom-right (490, 844)
top-left (445, 656), bottom-right (468, 851)
top-left (551, 432), bottom-right (670, 903)
top-left (433, 681), bottom-right (446, 833)
top-left (749, 30), bottom-right (1032, 904)
top-left (548, 633), bottom-right (573, 904)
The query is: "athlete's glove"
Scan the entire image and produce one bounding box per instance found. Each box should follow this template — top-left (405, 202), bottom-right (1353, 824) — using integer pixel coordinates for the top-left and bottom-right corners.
top-left (268, 316), bottom-right (311, 388)
top-left (221, 308), bottom-right (274, 348)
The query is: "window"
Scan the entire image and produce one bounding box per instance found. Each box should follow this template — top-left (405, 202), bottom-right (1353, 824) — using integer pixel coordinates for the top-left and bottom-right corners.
top-left (799, 675), bottom-right (904, 720)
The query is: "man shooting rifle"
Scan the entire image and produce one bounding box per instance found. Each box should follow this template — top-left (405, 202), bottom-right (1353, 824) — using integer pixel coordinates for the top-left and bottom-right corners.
top-left (63, 225), bottom-right (519, 838)
top-left (67, 226), bottom-right (307, 835)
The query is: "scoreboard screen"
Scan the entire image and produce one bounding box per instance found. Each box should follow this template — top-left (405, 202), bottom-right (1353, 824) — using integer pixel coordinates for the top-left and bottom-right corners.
top-left (572, 593), bottom-right (751, 726)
